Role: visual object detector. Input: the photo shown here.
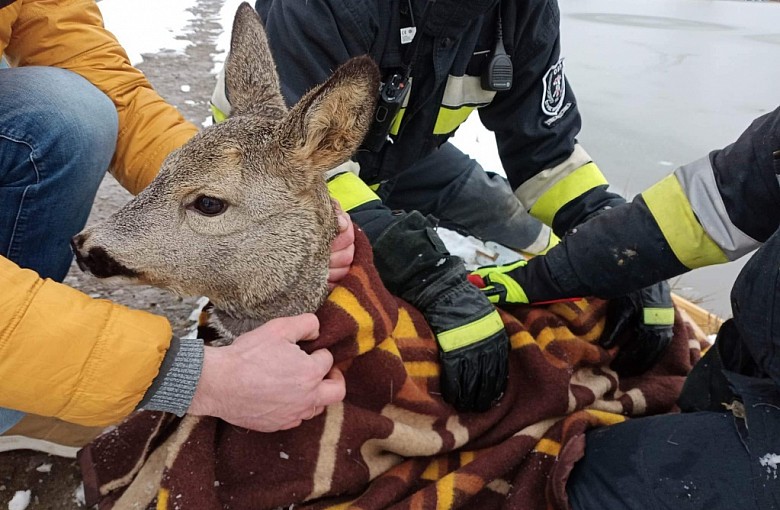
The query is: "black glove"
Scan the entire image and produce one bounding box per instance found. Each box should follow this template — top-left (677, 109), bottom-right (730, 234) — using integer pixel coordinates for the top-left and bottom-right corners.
top-left (373, 212), bottom-right (509, 412)
top-left (601, 280), bottom-right (674, 376)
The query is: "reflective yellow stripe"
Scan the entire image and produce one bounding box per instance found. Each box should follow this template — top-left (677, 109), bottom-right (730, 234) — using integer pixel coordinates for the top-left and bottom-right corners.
top-left (642, 175), bottom-right (728, 269)
top-left (210, 102), bottom-right (228, 124)
top-left (327, 172), bottom-right (380, 212)
top-left (643, 307), bottom-right (675, 326)
top-left (433, 106), bottom-right (475, 135)
top-left (389, 108), bottom-right (407, 136)
top-left (529, 162), bottom-right (608, 226)
top-left (436, 310), bottom-right (504, 352)
top-left (537, 230), bottom-right (561, 255)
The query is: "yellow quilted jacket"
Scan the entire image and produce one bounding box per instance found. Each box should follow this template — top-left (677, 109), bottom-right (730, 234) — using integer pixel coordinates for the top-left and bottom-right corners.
top-left (0, 0), bottom-right (199, 426)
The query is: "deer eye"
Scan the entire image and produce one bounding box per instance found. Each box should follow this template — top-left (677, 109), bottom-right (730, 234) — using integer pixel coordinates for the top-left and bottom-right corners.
top-left (189, 195), bottom-right (227, 216)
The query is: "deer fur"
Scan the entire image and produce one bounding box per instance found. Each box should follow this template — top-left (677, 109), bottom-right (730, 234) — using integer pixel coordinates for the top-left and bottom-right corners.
top-left (72, 3), bottom-right (380, 341)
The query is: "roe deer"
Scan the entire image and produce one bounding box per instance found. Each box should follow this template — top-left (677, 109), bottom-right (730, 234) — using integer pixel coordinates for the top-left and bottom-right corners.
top-left (72, 2), bottom-right (379, 340)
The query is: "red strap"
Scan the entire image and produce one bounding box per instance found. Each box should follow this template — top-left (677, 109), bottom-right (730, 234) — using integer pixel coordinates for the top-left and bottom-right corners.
top-left (467, 274), bottom-right (485, 288)
top-left (467, 273), bottom-right (581, 305)
top-left (530, 297), bottom-right (583, 305)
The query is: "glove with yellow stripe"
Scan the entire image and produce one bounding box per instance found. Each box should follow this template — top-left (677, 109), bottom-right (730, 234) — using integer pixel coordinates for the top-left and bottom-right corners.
top-left (470, 258), bottom-right (674, 376)
top-left (372, 211), bottom-right (509, 412)
top-left (470, 259), bottom-right (531, 304)
top-left (601, 280), bottom-right (674, 376)
top-left (469, 258), bottom-right (571, 305)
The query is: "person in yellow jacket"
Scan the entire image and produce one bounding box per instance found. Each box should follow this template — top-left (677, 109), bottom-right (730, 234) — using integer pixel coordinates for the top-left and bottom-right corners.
top-left (0, 0), bottom-right (349, 457)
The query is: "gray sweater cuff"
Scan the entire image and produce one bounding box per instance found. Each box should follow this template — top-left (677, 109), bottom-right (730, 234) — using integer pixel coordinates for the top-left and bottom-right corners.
top-left (137, 337), bottom-right (204, 416)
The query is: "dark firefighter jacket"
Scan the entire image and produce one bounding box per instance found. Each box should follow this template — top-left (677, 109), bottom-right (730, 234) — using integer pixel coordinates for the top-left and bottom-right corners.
top-left (543, 107), bottom-right (780, 300)
top-left (213, 0), bottom-right (626, 238)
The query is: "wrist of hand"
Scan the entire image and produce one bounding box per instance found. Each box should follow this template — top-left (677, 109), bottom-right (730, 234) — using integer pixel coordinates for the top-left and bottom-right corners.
top-left (552, 186), bottom-right (627, 235)
top-left (470, 259), bottom-right (529, 304)
top-left (470, 254), bottom-right (579, 305)
top-left (137, 337), bottom-right (204, 417)
top-left (368, 211), bottom-right (510, 412)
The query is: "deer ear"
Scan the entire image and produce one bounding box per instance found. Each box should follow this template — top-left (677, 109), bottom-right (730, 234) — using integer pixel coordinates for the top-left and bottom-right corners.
top-left (224, 2), bottom-right (286, 116)
top-left (280, 56), bottom-right (380, 173)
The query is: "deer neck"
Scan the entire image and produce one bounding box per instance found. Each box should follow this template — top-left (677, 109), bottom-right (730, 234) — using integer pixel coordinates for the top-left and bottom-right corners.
top-left (209, 310), bottom-right (267, 343)
top-left (206, 202), bottom-right (337, 344)
top-left (207, 269), bottom-right (332, 343)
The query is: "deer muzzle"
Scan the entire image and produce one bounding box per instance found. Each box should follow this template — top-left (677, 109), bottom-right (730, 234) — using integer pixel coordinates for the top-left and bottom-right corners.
top-left (71, 233), bottom-right (140, 279)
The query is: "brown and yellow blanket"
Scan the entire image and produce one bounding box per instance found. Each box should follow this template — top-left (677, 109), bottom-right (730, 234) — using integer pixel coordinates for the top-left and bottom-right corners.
top-left (79, 232), bottom-right (705, 510)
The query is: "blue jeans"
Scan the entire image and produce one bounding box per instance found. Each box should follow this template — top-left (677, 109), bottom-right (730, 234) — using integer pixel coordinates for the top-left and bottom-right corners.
top-left (0, 67), bottom-right (118, 432)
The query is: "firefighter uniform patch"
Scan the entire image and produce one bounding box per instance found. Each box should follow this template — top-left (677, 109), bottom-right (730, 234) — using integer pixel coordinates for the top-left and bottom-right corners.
top-left (541, 58), bottom-right (566, 116)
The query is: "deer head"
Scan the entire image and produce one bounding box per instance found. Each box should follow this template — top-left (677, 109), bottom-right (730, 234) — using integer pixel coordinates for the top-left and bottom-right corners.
top-left (72, 3), bottom-right (379, 340)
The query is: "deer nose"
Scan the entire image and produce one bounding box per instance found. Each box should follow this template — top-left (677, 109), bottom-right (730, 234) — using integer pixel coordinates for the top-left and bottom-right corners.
top-left (71, 235), bottom-right (138, 279)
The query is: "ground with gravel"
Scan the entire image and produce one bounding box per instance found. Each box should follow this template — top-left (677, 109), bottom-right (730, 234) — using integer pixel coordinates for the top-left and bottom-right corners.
top-left (0, 0), bottom-right (225, 507)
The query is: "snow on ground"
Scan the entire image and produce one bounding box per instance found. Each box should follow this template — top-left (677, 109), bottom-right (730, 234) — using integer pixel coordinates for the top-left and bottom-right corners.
top-left (7, 490), bottom-right (30, 510)
top-left (760, 453), bottom-right (780, 479)
top-left (450, 115), bottom-right (505, 178)
top-left (73, 483), bottom-right (86, 507)
top-left (99, 0), bottom-right (195, 65)
top-left (34, 463), bottom-right (51, 474)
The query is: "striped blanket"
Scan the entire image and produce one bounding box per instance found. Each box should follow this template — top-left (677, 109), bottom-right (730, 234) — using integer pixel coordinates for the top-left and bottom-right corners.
top-left (79, 232), bottom-right (704, 510)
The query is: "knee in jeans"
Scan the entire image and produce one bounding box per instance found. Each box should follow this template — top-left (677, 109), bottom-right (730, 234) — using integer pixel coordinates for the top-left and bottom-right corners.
top-left (49, 69), bottom-right (118, 156)
top-left (22, 68), bottom-right (118, 171)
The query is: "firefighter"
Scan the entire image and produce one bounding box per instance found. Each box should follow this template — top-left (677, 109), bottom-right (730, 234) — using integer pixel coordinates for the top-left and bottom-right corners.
top-left (211, 0), bottom-right (674, 411)
top-left (555, 108), bottom-right (780, 509)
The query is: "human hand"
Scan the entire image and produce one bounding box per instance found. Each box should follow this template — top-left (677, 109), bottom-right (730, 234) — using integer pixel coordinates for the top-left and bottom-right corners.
top-left (469, 259), bottom-right (531, 305)
top-left (600, 281), bottom-right (674, 376)
top-left (431, 285), bottom-right (509, 412)
top-left (368, 211), bottom-right (509, 412)
top-left (419, 265), bottom-right (509, 412)
top-left (470, 255), bottom-right (584, 306)
top-left (188, 314), bottom-right (346, 432)
top-left (328, 199), bottom-right (355, 290)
